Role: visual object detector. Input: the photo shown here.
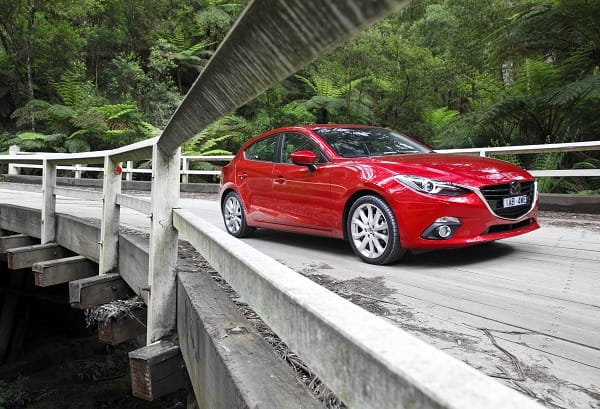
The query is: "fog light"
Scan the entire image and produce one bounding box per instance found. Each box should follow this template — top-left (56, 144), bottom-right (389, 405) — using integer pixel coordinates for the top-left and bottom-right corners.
top-left (437, 225), bottom-right (452, 238)
top-left (420, 217), bottom-right (462, 240)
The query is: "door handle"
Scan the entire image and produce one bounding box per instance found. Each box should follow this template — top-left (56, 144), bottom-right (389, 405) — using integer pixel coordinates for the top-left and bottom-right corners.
top-left (238, 172), bottom-right (248, 180)
top-left (274, 175), bottom-right (285, 184)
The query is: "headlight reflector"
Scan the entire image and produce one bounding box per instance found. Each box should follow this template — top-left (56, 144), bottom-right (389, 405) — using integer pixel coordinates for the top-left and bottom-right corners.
top-left (395, 175), bottom-right (470, 196)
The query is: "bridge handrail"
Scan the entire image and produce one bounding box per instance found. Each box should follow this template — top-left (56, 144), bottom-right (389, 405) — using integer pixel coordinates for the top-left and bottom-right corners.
top-left (3, 140), bottom-right (600, 180)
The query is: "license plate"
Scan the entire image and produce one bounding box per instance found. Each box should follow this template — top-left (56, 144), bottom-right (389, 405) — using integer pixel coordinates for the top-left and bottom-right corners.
top-left (503, 195), bottom-right (527, 208)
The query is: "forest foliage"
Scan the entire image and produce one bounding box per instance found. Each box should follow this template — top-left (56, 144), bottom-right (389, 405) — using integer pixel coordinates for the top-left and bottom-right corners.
top-left (0, 0), bottom-right (598, 192)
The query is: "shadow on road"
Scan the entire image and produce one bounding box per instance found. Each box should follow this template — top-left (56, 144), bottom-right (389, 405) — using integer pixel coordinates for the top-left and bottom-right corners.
top-left (247, 229), bottom-right (517, 268)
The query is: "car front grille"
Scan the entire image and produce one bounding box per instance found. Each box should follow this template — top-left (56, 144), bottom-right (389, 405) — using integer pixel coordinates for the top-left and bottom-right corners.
top-left (479, 181), bottom-right (535, 219)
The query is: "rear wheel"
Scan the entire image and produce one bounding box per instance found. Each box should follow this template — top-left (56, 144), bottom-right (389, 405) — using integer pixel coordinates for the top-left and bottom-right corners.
top-left (347, 195), bottom-right (406, 265)
top-left (222, 191), bottom-right (254, 238)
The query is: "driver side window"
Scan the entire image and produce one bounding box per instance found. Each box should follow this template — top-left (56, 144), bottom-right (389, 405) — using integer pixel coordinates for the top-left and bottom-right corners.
top-left (281, 133), bottom-right (326, 164)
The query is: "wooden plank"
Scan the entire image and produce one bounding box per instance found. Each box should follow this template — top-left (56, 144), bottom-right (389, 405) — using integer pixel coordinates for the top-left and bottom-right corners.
top-left (128, 340), bottom-right (188, 401)
top-left (53, 186), bottom-right (103, 201)
top-left (116, 193), bottom-right (151, 215)
top-left (98, 308), bottom-right (146, 345)
top-left (32, 255), bottom-right (97, 287)
top-left (6, 243), bottom-right (71, 270)
top-left (69, 273), bottom-right (132, 309)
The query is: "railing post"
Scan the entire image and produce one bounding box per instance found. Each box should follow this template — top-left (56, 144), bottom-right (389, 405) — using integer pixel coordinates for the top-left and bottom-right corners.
top-left (74, 164), bottom-right (82, 179)
top-left (99, 155), bottom-right (122, 274)
top-left (41, 159), bottom-right (56, 243)
top-left (181, 157), bottom-right (189, 184)
top-left (125, 160), bottom-right (133, 182)
top-left (8, 145), bottom-right (20, 175)
top-left (147, 145), bottom-right (181, 343)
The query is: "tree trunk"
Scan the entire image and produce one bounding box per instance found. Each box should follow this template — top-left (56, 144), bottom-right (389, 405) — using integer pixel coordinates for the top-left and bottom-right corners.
top-left (26, 0), bottom-right (35, 130)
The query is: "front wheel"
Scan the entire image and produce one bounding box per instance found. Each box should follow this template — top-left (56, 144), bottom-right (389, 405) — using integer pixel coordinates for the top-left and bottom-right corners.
top-left (347, 195), bottom-right (406, 265)
top-left (222, 191), bottom-right (254, 238)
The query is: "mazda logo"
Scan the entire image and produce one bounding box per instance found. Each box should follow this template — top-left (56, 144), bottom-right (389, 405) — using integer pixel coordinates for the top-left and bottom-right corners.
top-left (509, 181), bottom-right (521, 195)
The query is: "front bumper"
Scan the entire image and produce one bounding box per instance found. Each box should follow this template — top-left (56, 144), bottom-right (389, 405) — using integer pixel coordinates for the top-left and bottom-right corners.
top-left (390, 189), bottom-right (539, 250)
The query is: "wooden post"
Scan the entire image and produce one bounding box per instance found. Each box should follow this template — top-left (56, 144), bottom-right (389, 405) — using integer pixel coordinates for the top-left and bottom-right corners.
top-left (99, 155), bottom-right (122, 274)
top-left (8, 145), bottom-right (20, 175)
top-left (181, 157), bottom-right (189, 184)
top-left (41, 159), bottom-right (57, 243)
top-left (129, 340), bottom-right (188, 401)
top-left (146, 145), bottom-right (180, 343)
top-left (125, 160), bottom-right (133, 181)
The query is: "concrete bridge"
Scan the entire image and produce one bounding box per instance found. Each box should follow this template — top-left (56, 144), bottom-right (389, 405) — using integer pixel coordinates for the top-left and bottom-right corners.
top-left (1, 1), bottom-right (599, 408)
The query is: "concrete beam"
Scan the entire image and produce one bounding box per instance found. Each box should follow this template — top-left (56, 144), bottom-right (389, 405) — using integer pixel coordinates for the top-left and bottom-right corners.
top-left (129, 340), bottom-right (188, 401)
top-left (177, 271), bottom-right (322, 409)
top-left (156, 0), bottom-right (410, 155)
top-left (32, 255), bottom-right (97, 287)
top-left (69, 273), bottom-right (132, 309)
top-left (118, 233), bottom-right (149, 304)
top-left (55, 213), bottom-right (100, 262)
top-left (6, 243), bottom-right (71, 270)
top-left (0, 205), bottom-right (41, 239)
top-left (98, 308), bottom-right (146, 345)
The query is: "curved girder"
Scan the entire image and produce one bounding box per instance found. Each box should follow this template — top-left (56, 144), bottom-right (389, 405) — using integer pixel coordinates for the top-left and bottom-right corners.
top-left (157, 0), bottom-right (411, 155)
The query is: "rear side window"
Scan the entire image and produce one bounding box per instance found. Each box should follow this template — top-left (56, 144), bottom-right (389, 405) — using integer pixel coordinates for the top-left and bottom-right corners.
top-left (244, 135), bottom-right (278, 162)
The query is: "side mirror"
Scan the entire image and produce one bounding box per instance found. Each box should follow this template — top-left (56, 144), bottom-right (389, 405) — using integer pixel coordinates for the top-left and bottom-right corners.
top-left (290, 150), bottom-right (318, 172)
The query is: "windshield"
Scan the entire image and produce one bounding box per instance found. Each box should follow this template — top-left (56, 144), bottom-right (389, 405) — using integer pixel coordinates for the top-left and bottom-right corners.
top-left (314, 127), bottom-right (431, 158)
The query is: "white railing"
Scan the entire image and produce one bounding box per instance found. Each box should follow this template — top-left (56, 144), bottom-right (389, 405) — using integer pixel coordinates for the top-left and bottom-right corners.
top-left (5, 140), bottom-right (600, 182)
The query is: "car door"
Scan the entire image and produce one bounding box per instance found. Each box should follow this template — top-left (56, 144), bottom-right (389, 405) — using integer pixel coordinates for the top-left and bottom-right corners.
top-left (236, 134), bottom-right (278, 223)
top-left (271, 132), bottom-right (333, 231)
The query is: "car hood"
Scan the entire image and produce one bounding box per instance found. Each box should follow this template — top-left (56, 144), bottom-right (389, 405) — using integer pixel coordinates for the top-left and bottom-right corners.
top-left (365, 153), bottom-right (533, 187)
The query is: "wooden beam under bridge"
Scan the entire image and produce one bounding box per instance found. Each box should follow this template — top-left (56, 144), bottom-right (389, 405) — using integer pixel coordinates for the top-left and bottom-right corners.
top-left (0, 234), bottom-right (38, 262)
top-left (32, 255), bottom-right (97, 287)
top-left (5, 243), bottom-right (72, 270)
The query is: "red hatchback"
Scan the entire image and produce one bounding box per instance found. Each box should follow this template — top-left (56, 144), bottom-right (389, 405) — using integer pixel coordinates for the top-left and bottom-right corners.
top-left (219, 125), bottom-right (539, 265)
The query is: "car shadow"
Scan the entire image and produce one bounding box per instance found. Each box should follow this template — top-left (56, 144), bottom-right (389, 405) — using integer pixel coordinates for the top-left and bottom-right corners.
top-left (249, 229), bottom-right (353, 257)
top-left (249, 229), bottom-right (517, 268)
top-left (403, 242), bottom-right (517, 267)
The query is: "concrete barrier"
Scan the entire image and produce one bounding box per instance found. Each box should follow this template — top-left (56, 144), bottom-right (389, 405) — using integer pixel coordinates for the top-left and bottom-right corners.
top-left (173, 209), bottom-right (544, 409)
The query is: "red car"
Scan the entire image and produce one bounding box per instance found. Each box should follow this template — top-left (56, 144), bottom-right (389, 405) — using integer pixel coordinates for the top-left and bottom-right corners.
top-left (219, 125), bottom-right (539, 265)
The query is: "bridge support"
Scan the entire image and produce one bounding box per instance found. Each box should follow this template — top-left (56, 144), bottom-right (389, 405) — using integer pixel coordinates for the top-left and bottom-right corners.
top-left (98, 308), bottom-right (146, 345)
top-left (146, 146), bottom-right (180, 343)
top-left (32, 255), bottom-right (97, 287)
top-left (129, 340), bottom-right (188, 401)
top-left (69, 274), bottom-right (131, 309)
top-left (99, 155), bottom-right (122, 274)
top-left (0, 234), bottom-right (38, 262)
top-left (5, 243), bottom-right (71, 270)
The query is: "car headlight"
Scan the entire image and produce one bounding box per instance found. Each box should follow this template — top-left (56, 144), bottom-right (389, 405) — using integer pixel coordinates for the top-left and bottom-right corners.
top-left (395, 175), bottom-right (470, 196)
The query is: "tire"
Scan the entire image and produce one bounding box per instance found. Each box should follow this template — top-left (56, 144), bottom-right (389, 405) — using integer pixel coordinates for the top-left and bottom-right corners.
top-left (347, 195), bottom-right (406, 265)
top-left (222, 191), bottom-right (254, 238)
